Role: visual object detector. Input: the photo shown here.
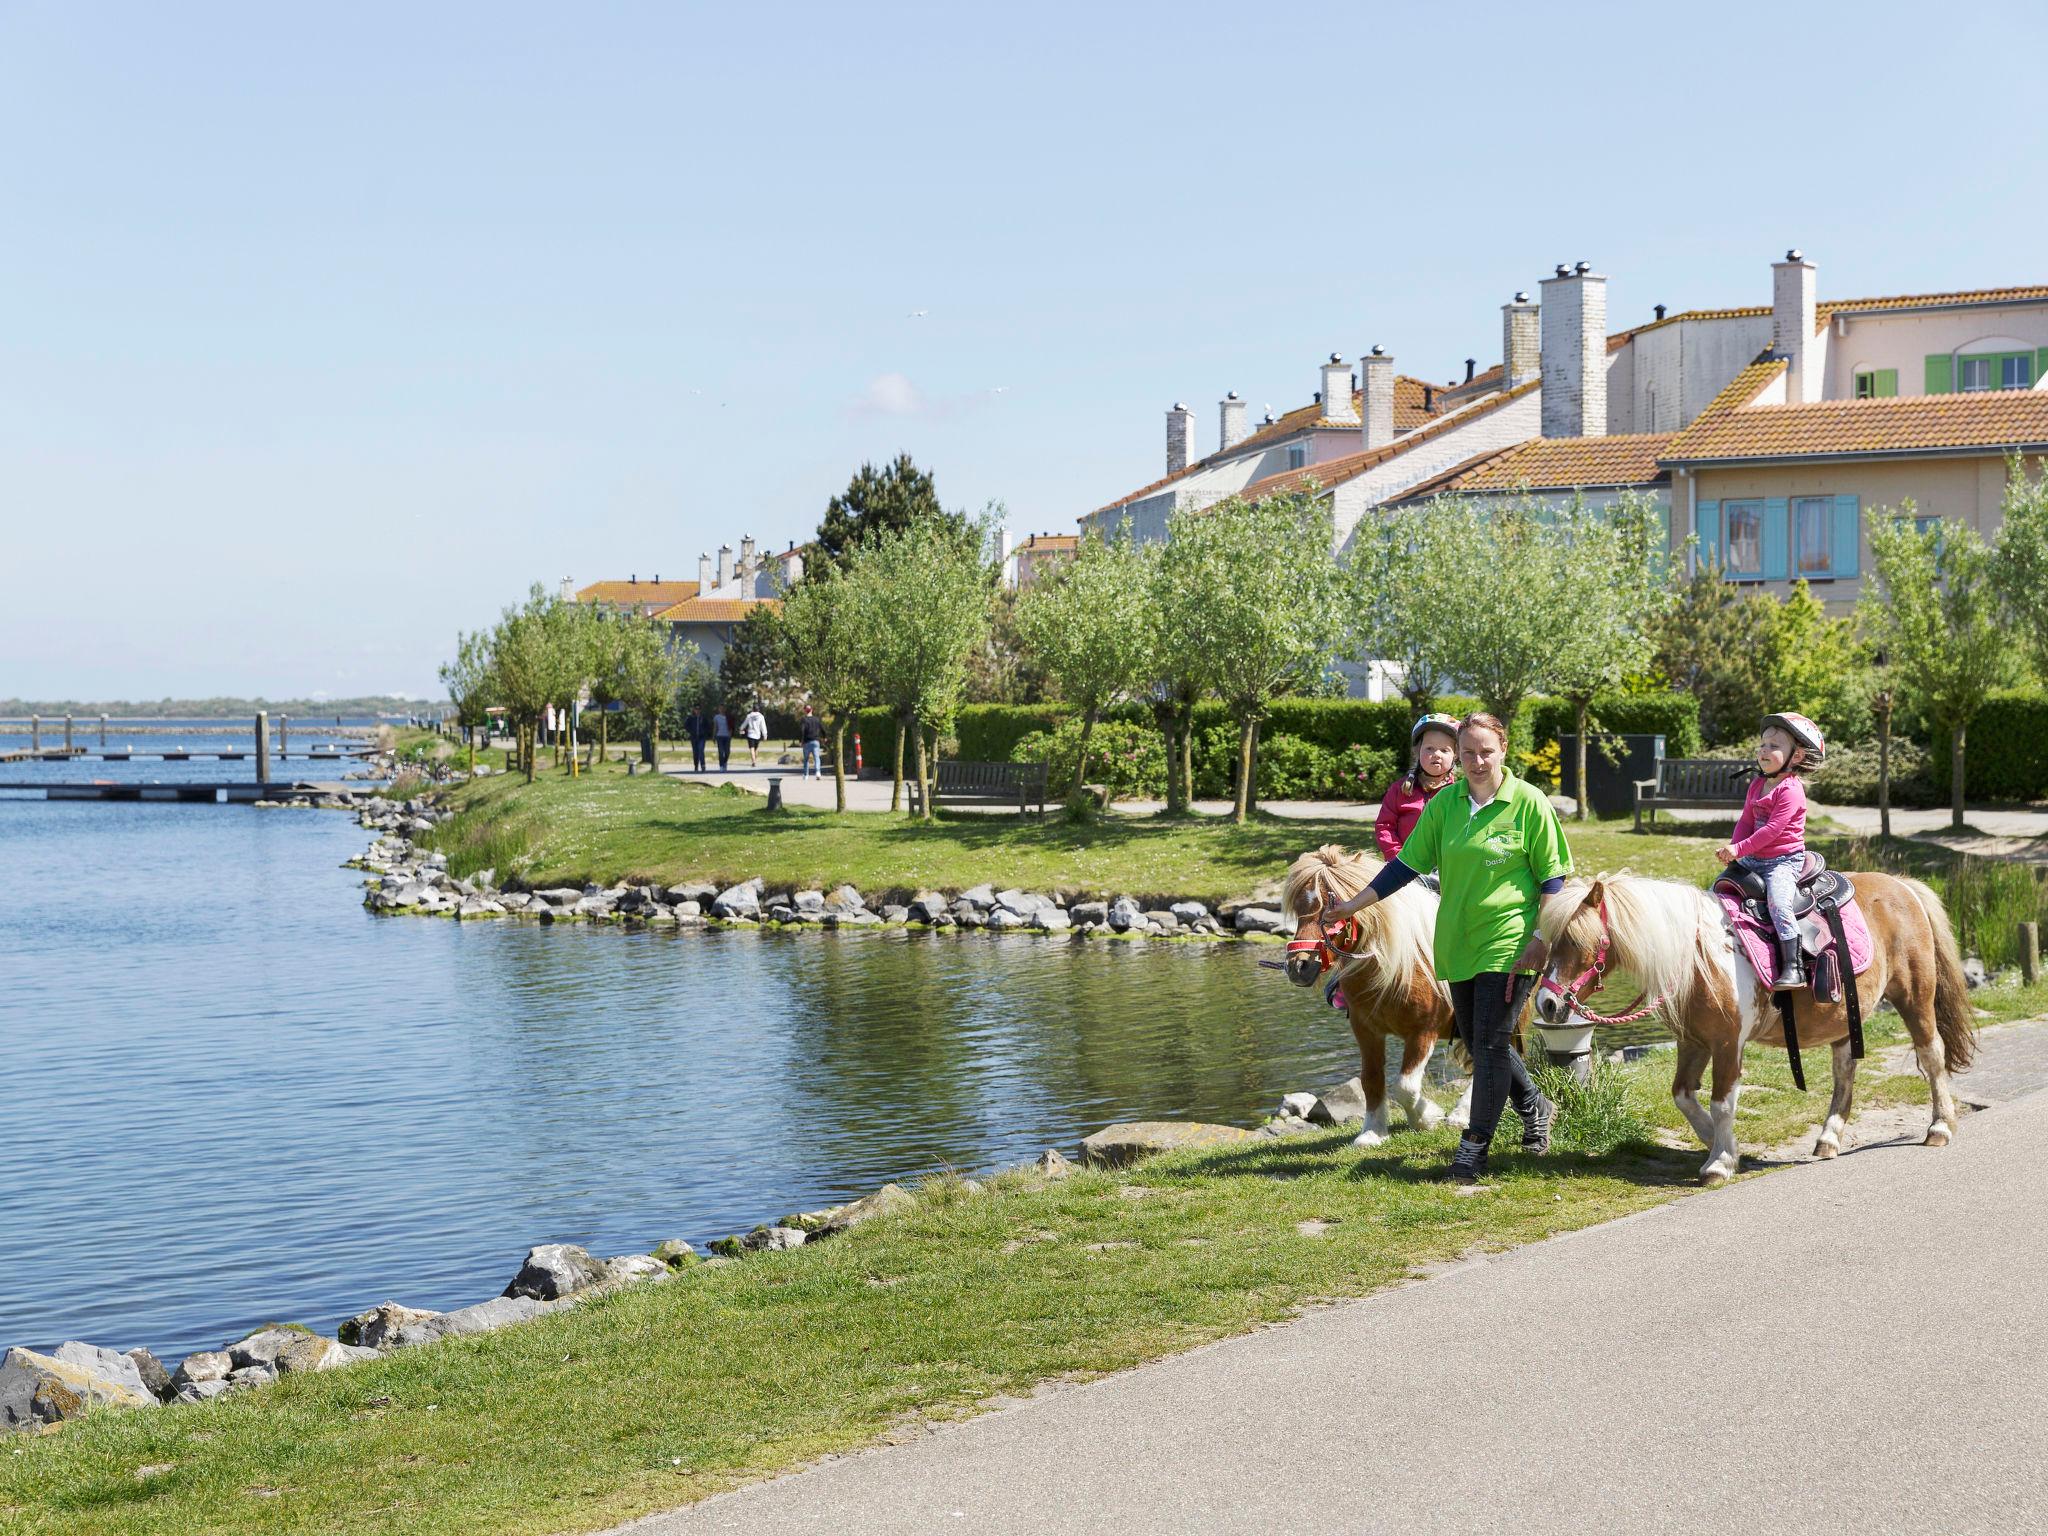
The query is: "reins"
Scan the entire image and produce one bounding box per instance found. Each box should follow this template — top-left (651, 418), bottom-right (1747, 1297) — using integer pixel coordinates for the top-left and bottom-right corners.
top-left (1281, 874), bottom-right (1361, 977)
top-left (1536, 895), bottom-right (1667, 1026)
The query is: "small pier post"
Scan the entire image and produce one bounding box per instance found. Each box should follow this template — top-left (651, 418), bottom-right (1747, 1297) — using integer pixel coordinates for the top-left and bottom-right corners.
top-left (64, 715), bottom-right (73, 752)
top-left (99, 713), bottom-right (107, 746)
top-left (2021, 922), bottom-right (2040, 986)
top-left (30, 715), bottom-right (39, 752)
top-left (280, 714), bottom-right (289, 758)
top-left (255, 711), bottom-right (271, 786)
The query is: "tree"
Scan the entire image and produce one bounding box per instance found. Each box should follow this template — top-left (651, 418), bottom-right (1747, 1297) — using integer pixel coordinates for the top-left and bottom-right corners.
top-left (853, 518), bottom-right (996, 820)
top-left (1145, 532), bottom-right (1209, 815)
top-left (1163, 490), bottom-right (1346, 823)
top-left (1646, 561), bottom-right (1777, 746)
top-left (582, 611), bottom-right (631, 766)
top-left (1862, 507), bottom-right (2014, 830)
top-left (615, 615), bottom-right (699, 765)
top-left (964, 587), bottom-right (1055, 704)
top-left (439, 628), bottom-right (495, 774)
top-left (489, 585), bottom-right (591, 783)
top-left (717, 606), bottom-right (800, 717)
top-left (1763, 579), bottom-right (1874, 743)
top-left (1990, 454), bottom-right (2048, 684)
top-left (814, 454), bottom-right (966, 571)
top-left (781, 567), bottom-right (878, 813)
top-left (1344, 502), bottom-right (1443, 713)
top-left (1014, 528), bottom-right (1154, 800)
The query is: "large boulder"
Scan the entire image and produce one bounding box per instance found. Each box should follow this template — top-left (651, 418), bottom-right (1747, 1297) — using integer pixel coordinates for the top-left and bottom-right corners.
top-left (957, 884), bottom-right (996, 909)
top-left (225, 1327), bottom-right (372, 1375)
top-left (597, 1253), bottom-right (672, 1289)
top-left (818, 1182), bottom-right (915, 1236)
top-left (995, 889), bottom-right (1048, 918)
top-left (1169, 900), bottom-right (1210, 924)
top-left (1079, 1120), bottom-right (1256, 1168)
top-left (2, 1344), bottom-right (156, 1429)
top-left (1233, 907), bottom-right (1287, 935)
top-left (1036, 909), bottom-right (1073, 932)
top-left (393, 1296), bottom-right (555, 1348)
top-left (794, 889), bottom-right (826, 914)
top-left (741, 1225), bottom-right (807, 1253)
top-left (339, 1302), bottom-right (440, 1351)
top-left (1036, 1147), bottom-right (1074, 1180)
top-left (824, 883), bottom-right (866, 913)
top-left (169, 1350), bottom-right (233, 1396)
top-left (125, 1348), bottom-right (174, 1403)
top-left (987, 907), bottom-right (1029, 930)
top-left (653, 1238), bottom-right (698, 1268)
top-left (712, 880), bottom-right (764, 919)
top-left (1308, 1077), bottom-right (1371, 1126)
top-left (666, 882), bottom-right (718, 907)
top-left (1070, 899), bottom-right (1109, 925)
top-left (1107, 896), bottom-right (1141, 932)
top-left (908, 892), bottom-right (950, 923)
top-left (504, 1243), bottom-right (605, 1301)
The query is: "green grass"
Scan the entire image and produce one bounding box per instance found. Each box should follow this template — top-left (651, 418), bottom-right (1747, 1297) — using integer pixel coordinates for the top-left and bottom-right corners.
top-left (418, 760), bottom-right (1721, 902)
top-left (0, 1012), bottom-right (1959, 1536)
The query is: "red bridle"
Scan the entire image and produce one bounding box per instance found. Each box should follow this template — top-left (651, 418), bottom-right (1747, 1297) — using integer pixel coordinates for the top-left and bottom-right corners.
top-left (1283, 880), bottom-right (1361, 977)
top-left (1536, 896), bottom-right (1665, 1026)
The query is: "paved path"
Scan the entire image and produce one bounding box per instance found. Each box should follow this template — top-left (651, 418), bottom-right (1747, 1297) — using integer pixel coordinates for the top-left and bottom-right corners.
top-left (614, 1024), bottom-right (2048, 1536)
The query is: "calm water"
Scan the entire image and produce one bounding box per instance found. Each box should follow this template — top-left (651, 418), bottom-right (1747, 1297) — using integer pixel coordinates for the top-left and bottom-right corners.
top-left (2, 795), bottom-right (1365, 1363)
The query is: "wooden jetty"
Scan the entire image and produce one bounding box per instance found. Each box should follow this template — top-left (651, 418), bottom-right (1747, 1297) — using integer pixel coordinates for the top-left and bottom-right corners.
top-left (0, 712), bottom-right (377, 805)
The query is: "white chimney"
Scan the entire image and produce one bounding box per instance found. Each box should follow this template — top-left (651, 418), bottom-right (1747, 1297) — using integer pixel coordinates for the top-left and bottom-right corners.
top-left (1502, 291), bottom-right (1540, 390)
top-left (1360, 347), bottom-right (1395, 450)
top-left (740, 534), bottom-right (756, 578)
top-left (1773, 248), bottom-right (1818, 404)
top-left (559, 576), bottom-right (576, 602)
top-left (1319, 354), bottom-right (1358, 424)
top-left (698, 552), bottom-right (712, 589)
top-left (1219, 391), bottom-right (1248, 453)
top-left (716, 544), bottom-right (732, 588)
top-left (1166, 402), bottom-right (1196, 474)
top-left (998, 527), bottom-right (1016, 588)
top-left (1540, 262), bottom-right (1608, 439)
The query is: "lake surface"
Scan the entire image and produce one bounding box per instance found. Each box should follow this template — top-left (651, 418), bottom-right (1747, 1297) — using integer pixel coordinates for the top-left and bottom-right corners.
top-left (2, 791), bottom-right (1371, 1363)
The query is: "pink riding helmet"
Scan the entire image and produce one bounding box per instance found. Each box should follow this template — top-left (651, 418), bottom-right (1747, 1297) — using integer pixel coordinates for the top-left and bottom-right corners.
top-left (1761, 711), bottom-right (1826, 770)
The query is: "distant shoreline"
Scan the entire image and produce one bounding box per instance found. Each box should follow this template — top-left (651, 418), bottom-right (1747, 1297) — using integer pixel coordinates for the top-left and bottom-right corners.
top-left (0, 697), bottom-right (441, 720)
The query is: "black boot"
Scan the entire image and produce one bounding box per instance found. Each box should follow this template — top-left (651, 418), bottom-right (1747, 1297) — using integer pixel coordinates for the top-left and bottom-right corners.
top-left (1444, 1136), bottom-right (1490, 1184)
top-left (1771, 954), bottom-right (1806, 991)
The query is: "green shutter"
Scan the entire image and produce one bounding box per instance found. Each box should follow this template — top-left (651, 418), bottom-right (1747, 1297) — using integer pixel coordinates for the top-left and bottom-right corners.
top-left (2036, 348), bottom-right (2048, 388)
top-left (1697, 499), bottom-right (1721, 569)
top-left (1831, 495), bottom-right (1860, 579)
top-left (1926, 354), bottom-right (1952, 394)
top-left (1761, 497), bottom-right (1789, 580)
top-left (1875, 368), bottom-right (1898, 397)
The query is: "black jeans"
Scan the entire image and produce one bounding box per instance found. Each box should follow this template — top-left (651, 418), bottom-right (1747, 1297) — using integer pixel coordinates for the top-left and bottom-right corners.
top-left (716, 736), bottom-right (731, 769)
top-left (690, 738), bottom-right (707, 771)
top-left (1448, 972), bottom-right (1542, 1146)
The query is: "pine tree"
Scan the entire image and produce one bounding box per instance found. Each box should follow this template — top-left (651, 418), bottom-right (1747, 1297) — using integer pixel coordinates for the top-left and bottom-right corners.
top-left (814, 454), bottom-right (965, 570)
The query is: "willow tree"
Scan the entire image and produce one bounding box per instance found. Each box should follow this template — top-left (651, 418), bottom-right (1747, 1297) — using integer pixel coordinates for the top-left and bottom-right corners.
top-left (614, 615), bottom-right (698, 766)
top-left (1164, 489), bottom-right (1346, 823)
top-left (439, 628), bottom-right (495, 774)
top-left (781, 566), bottom-right (877, 813)
top-left (1990, 455), bottom-right (2048, 683)
top-left (854, 517), bottom-right (995, 820)
top-left (1014, 527), bottom-right (1154, 801)
top-left (1862, 507), bottom-right (2013, 829)
top-left (490, 585), bottom-right (592, 782)
top-left (1540, 491), bottom-right (1669, 819)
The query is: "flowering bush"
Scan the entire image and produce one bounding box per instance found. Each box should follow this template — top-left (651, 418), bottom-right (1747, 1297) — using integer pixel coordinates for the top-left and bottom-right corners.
top-left (1012, 718), bottom-right (1167, 802)
top-left (1192, 726), bottom-right (1396, 800)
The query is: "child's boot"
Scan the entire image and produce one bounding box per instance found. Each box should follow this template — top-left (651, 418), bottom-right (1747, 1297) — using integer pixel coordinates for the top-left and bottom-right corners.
top-left (1771, 952), bottom-right (1806, 991)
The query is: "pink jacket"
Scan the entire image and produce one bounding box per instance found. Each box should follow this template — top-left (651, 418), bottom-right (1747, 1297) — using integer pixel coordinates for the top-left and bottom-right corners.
top-left (1731, 773), bottom-right (1807, 860)
top-left (1375, 775), bottom-right (1445, 863)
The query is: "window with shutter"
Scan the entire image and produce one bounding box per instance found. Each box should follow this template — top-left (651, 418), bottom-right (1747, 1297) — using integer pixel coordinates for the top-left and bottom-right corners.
top-left (1724, 500), bottom-right (1764, 578)
top-left (1761, 497), bottom-right (1789, 580)
top-left (1697, 498), bottom-right (1721, 569)
top-left (1793, 496), bottom-right (1832, 577)
top-left (1926, 355), bottom-right (1953, 394)
top-left (1831, 495), bottom-right (1861, 579)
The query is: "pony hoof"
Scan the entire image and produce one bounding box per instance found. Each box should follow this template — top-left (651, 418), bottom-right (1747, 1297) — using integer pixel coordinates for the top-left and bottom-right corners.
top-left (1412, 1104), bottom-right (1445, 1131)
top-left (1924, 1124), bottom-right (1953, 1148)
top-left (1700, 1169), bottom-right (1730, 1188)
top-left (1812, 1138), bottom-right (1839, 1160)
top-left (1351, 1129), bottom-right (1388, 1149)
top-left (1445, 1113), bottom-right (1470, 1131)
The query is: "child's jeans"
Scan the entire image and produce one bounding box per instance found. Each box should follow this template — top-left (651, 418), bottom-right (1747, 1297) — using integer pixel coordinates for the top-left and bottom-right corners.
top-left (1738, 852), bottom-right (1804, 947)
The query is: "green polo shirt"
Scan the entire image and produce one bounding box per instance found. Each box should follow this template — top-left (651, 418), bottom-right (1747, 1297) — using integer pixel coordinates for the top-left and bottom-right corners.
top-left (1396, 770), bottom-right (1572, 982)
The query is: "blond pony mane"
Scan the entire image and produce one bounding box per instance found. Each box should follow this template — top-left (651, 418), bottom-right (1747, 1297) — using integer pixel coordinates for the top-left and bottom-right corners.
top-left (1539, 872), bottom-right (1721, 1014)
top-left (1281, 845), bottom-right (1441, 1009)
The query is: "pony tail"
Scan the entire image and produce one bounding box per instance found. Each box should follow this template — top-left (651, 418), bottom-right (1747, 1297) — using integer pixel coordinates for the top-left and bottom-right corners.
top-left (1903, 878), bottom-right (1977, 1071)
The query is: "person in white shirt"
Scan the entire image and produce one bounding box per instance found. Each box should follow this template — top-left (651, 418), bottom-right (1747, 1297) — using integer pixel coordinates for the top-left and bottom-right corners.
top-left (740, 706), bottom-right (769, 767)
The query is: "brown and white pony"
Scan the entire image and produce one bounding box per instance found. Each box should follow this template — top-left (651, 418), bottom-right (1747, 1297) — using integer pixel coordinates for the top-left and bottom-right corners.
top-left (1536, 871), bottom-right (1976, 1185)
top-left (1281, 846), bottom-right (1469, 1143)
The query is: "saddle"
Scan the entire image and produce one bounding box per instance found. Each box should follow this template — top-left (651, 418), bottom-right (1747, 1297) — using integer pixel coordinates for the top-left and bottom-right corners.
top-left (1711, 852), bottom-right (1863, 1090)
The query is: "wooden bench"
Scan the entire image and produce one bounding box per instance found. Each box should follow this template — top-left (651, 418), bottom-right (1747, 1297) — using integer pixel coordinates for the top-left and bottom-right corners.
top-left (1633, 758), bottom-right (1753, 832)
top-left (906, 759), bottom-right (1049, 817)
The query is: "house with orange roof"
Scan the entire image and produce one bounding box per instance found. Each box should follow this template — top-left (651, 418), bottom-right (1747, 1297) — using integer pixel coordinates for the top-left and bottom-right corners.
top-left (574, 535), bottom-right (807, 670)
top-left (1005, 531), bottom-right (1077, 590)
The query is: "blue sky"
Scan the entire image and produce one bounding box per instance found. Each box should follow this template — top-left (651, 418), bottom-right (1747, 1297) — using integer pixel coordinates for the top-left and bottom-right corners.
top-left (5, 0), bottom-right (2045, 699)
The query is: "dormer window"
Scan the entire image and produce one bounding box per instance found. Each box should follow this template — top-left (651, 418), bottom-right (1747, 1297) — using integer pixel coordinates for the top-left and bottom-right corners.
top-left (1958, 357), bottom-right (1993, 392)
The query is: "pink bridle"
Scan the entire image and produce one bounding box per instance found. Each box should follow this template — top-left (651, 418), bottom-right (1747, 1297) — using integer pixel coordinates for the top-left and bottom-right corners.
top-left (1536, 896), bottom-right (1666, 1026)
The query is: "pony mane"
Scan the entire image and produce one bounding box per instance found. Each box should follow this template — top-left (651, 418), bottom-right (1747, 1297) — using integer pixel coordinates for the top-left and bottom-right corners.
top-left (1281, 845), bottom-right (1440, 1009)
top-left (1540, 872), bottom-right (1719, 1013)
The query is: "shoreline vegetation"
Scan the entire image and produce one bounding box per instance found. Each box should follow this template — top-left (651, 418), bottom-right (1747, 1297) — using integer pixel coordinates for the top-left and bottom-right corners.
top-left (10, 746), bottom-right (2048, 1535)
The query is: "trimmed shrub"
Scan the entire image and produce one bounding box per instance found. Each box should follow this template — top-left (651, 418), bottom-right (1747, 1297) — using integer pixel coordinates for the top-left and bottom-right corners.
top-left (1528, 692), bottom-right (1701, 759)
top-left (1012, 719), bottom-right (1167, 802)
top-left (956, 704), bottom-right (1069, 764)
top-left (1926, 690), bottom-right (2048, 802)
top-left (1189, 727), bottom-right (1396, 801)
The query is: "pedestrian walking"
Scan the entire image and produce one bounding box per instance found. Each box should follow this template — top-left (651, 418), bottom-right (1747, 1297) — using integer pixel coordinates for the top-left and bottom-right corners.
top-left (740, 704), bottom-right (768, 767)
top-left (684, 705), bottom-right (708, 773)
top-left (798, 705), bottom-right (824, 779)
top-left (712, 706), bottom-right (732, 770)
top-left (1329, 712), bottom-right (1572, 1183)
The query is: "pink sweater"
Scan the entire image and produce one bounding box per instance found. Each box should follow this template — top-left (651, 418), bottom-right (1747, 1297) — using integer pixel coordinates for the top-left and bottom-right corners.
top-left (1375, 775), bottom-right (1446, 863)
top-left (1731, 774), bottom-right (1807, 860)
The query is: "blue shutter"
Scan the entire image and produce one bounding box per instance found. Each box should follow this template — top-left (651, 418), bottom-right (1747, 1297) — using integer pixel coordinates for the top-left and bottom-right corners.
top-left (1761, 497), bottom-right (1789, 580)
top-left (1831, 495), bottom-right (1860, 578)
top-left (1697, 499), bottom-right (1721, 569)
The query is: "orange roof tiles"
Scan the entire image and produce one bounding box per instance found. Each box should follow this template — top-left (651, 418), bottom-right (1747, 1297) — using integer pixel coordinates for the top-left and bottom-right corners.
top-left (1393, 433), bottom-right (1676, 501)
top-left (1236, 381), bottom-right (1540, 500)
top-left (1697, 355), bottom-right (1789, 419)
top-left (655, 596), bottom-right (780, 623)
top-left (1016, 533), bottom-right (1078, 551)
top-left (576, 579), bottom-right (701, 607)
top-left (1822, 284), bottom-right (2048, 319)
top-left (1662, 390), bottom-right (2048, 464)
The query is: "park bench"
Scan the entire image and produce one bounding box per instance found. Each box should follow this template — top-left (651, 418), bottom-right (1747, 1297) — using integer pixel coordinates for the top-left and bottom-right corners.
top-left (1633, 757), bottom-right (1753, 832)
top-left (906, 759), bottom-right (1049, 817)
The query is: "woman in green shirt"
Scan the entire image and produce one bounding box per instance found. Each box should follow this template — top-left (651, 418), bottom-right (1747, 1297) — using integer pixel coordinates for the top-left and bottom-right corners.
top-left (1329, 712), bottom-right (1573, 1181)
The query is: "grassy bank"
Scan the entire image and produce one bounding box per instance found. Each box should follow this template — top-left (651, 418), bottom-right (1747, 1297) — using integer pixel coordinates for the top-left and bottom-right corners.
top-left (2, 1001), bottom-right (1988, 1536)
top-left (416, 759), bottom-right (1727, 903)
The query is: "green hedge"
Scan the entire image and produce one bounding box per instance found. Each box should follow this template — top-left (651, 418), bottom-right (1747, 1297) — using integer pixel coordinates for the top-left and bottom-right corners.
top-left (1528, 692), bottom-right (1701, 759)
top-left (956, 705), bottom-right (1069, 764)
top-left (1928, 690), bottom-right (2048, 801)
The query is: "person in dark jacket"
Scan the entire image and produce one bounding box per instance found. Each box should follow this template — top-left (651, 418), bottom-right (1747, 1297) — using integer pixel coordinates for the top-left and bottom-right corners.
top-left (799, 706), bottom-right (824, 779)
top-left (685, 706), bottom-right (709, 773)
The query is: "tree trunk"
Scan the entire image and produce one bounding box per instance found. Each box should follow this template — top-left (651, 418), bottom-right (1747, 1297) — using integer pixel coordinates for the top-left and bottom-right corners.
top-left (1070, 706), bottom-right (1099, 803)
top-left (523, 723), bottom-right (536, 784)
top-left (891, 714), bottom-right (906, 813)
top-left (1178, 705), bottom-right (1194, 810)
top-left (911, 719), bottom-right (931, 822)
top-left (1952, 720), bottom-right (1967, 832)
top-left (1232, 715), bottom-right (1256, 824)
top-left (831, 719), bottom-right (848, 813)
top-left (1572, 697), bottom-right (1590, 822)
top-left (598, 710), bottom-right (608, 767)
top-left (1876, 699), bottom-right (1892, 840)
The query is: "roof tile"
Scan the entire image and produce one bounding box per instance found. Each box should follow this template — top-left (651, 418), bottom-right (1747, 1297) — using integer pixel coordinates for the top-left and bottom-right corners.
top-left (1662, 389), bottom-right (2048, 464)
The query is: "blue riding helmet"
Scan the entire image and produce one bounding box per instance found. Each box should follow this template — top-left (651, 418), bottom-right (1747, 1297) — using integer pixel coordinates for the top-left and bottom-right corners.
top-left (1410, 712), bottom-right (1460, 747)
